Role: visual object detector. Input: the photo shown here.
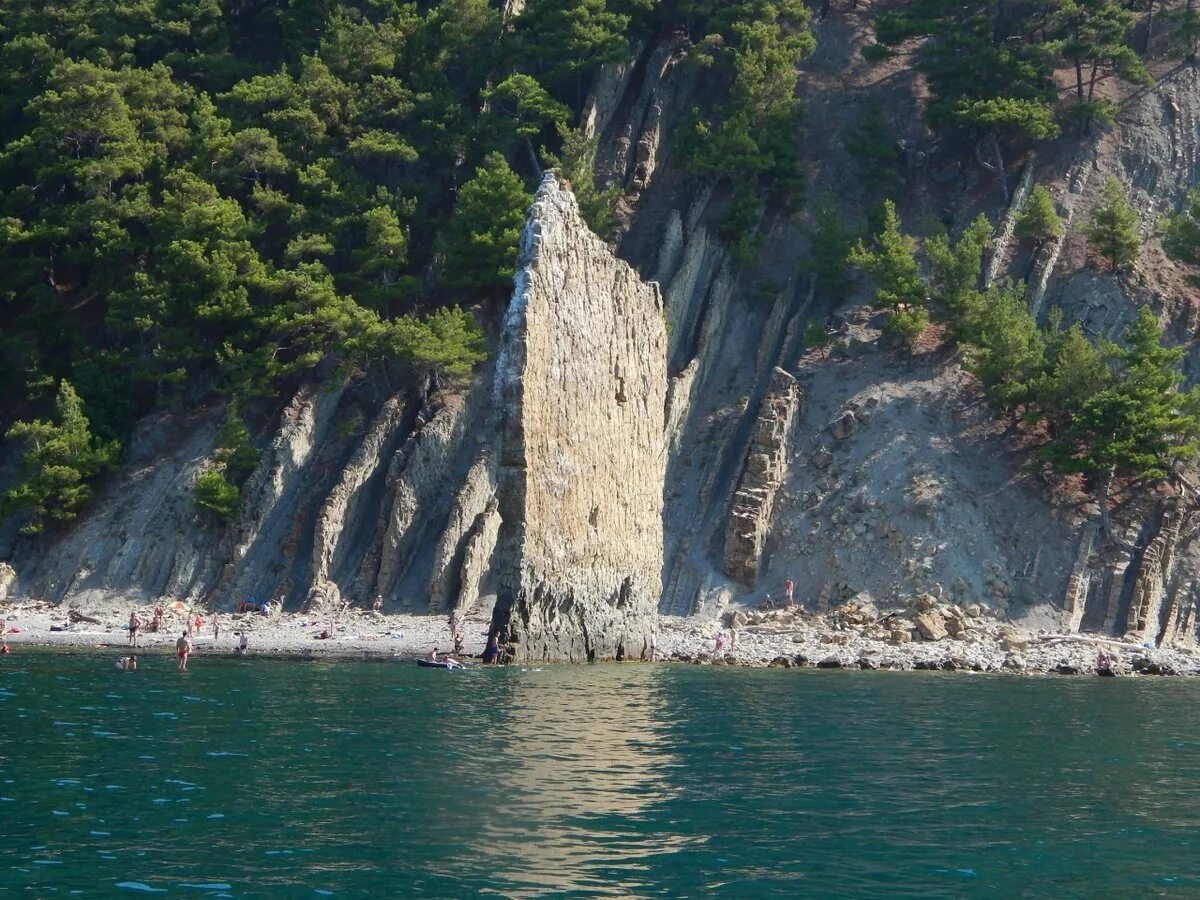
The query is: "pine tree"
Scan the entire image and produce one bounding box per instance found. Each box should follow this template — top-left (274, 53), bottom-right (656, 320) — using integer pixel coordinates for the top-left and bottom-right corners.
top-left (847, 199), bottom-right (924, 309)
top-left (1014, 185), bottom-right (1064, 249)
top-left (2, 381), bottom-right (120, 534)
top-left (806, 199), bottom-right (856, 299)
top-left (963, 282), bottom-right (1046, 412)
top-left (1084, 178), bottom-right (1141, 271)
top-left (1041, 307), bottom-right (1200, 536)
top-left (1028, 320), bottom-right (1113, 434)
top-left (441, 152), bottom-right (532, 298)
top-left (926, 214), bottom-right (992, 326)
top-left (1161, 189), bottom-right (1200, 265)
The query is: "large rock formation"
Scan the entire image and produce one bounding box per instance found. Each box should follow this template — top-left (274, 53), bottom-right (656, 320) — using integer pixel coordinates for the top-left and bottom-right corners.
top-left (490, 174), bottom-right (668, 662)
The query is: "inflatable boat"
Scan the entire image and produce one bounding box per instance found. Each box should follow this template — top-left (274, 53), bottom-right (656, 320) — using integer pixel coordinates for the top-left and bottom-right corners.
top-left (416, 658), bottom-right (462, 670)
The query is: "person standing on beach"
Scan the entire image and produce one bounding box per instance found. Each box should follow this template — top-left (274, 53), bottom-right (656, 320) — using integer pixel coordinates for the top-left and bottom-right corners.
top-left (128, 612), bottom-right (141, 647)
top-left (176, 632), bottom-right (193, 672)
top-left (483, 633), bottom-right (501, 665)
top-left (213, 618), bottom-right (220, 643)
top-left (784, 579), bottom-right (794, 608)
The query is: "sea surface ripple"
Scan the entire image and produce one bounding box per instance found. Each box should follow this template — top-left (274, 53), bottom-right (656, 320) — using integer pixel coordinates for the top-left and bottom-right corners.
top-left (2, 652), bottom-right (1199, 896)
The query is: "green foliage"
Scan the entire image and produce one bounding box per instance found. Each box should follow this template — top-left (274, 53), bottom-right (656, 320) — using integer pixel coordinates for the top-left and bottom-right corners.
top-left (543, 126), bottom-right (621, 238)
top-left (1039, 307), bottom-right (1200, 487)
top-left (682, 0), bottom-right (815, 243)
top-left (802, 320), bottom-right (831, 347)
top-left (193, 400), bottom-right (259, 524)
top-left (1027, 318), bottom-right (1113, 434)
top-left (1162, 189), bottom-right (1200, 266)
top-left (844, 101), bottom-right (901, 195)
top-left (1167, 0), bottom-right (1200, 61)
top-left (1084, 178), bottom-right (1141, 271)
top-left (2, 381), bottom-right (120, 534)
top-left (962, 282), bottom-right (1046, 411)
top-left (882, 305), bottom-right (929, 349)
top-left (1014, 185), bottom-right (1064, 247)
top-left (926, 214), bottom-right (993, 323)
top-left (193, 469), bottom-right (242, 522)
top-left (1051, 0), bottom-right (1150, 132)
top-left (441, 153), bottom-right (532, 299)
top-left (806, 199), bottom-right (856, 298)
top-left (847, 200), bottom-right (924, 310)
top-left (872, 0), bottom-right (1057, 139)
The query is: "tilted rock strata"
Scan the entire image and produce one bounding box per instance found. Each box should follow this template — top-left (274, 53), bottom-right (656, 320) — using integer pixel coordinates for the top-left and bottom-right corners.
top-left (491, 174), bottom-right (668, 662)
top-left (723, 368), bottom-right (802, 588)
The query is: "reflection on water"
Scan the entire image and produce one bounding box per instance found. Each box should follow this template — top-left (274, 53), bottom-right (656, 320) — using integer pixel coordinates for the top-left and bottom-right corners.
top-left (478, 668), bottom-right (696, 894)
top-left (2, 654), bottom-right (1200, 897)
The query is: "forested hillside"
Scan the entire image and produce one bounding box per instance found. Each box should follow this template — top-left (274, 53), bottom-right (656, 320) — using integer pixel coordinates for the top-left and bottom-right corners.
top-left (0, 0), bottom-right (821, 534)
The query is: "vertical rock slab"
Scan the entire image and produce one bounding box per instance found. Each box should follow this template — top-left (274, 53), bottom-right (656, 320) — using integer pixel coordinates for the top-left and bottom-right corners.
top-left (492, 174), bottom-right (667, 662)
top-left (722, 368), bottom-right (802, 587)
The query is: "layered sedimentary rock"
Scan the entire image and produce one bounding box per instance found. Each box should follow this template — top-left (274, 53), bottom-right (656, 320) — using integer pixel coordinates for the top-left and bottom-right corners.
top-left (491, 174), bottom-right (668, 662)
top-left (723, 369), bottom-right (802, 587)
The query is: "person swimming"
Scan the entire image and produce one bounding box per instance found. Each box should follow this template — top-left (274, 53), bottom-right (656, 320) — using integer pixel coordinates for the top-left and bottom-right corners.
top-left (116, 655), bottom-right (137, 671)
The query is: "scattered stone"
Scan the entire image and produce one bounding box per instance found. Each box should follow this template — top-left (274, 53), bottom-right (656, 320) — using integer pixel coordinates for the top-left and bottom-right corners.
top-left (811, 448), bottom-right (833, 470)
top-left (999, 631), bottom-right (1028, 652)
top-left (1052, 663), bottom-right (1082, 675)
top-left (914, 660), bottom-right (940, 670)
top-left (914, 611), bottom-right (948, 641)
top-left (1003, 653), bottom-right (1026, 671)
top-left (1132, 656), bottom-right (1178, 676)
top-left (831, 412), bottom-right (858, 440)
top-left (769, 655), bottom-right (793, 668)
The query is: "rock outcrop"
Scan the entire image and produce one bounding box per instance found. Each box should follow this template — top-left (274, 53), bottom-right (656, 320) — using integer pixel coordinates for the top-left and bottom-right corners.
top-left (490, 174), bottom-right (668, 661)
top-left (723, 369), bottom-right (802, 587)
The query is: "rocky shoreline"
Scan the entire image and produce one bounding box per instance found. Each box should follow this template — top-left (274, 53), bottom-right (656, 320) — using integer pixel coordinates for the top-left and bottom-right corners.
top-left (1, 598), bottom-right (1197, 675)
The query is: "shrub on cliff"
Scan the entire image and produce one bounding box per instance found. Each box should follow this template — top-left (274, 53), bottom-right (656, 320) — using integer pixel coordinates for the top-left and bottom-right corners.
top-left (192, 401), bottom-right (260, 525)
top-left (1014, 185), bottom-right (1063, 249)
top-left (1084, 179), bottom-right (1141, 272)
top-left (2, 381), bottom-right (120, 535)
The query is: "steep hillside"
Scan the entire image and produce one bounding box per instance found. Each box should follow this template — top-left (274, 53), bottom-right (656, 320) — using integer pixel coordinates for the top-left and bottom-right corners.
top-left (5, 0), bottom-right (1200, 658)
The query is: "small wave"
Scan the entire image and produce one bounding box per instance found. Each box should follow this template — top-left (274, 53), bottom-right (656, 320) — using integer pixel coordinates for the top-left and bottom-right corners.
top-left (178, 883), bottom-right (233, 891)
top-left (115, 882), bottom-right (167, 893)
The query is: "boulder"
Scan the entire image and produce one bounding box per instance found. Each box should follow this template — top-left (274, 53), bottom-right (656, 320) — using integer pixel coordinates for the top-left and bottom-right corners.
top-left (1132, 656), bottom-right (1177, 676)
top-left (1052, 663), bottom-right (1082, 675)
top-left (816, 656), bottom-right (843, 669)
top-left (811, 448), bottom-right (833, 470)
top-left (999, 631), bottom-right (1028, 652)
top-left (0, 563), bottom-right (15, 602)
top-left (944, 616), bottom-right (967, 638)
top-left (769, 655), bottom-right (793, 668)
top-left (1002, 653), bottom-right (1026, 671)
top-left (914, 611), bottom-right (948, 641)
top-left (830, 412), bottom-right (858, 440)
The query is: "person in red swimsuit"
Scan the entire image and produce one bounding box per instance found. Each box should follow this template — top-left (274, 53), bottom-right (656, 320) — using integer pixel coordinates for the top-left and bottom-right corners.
top-left (176, 632), bottom-right (193, 672)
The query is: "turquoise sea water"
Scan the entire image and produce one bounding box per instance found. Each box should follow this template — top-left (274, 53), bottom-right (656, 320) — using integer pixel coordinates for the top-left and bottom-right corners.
top-left (2, 652), bottom-right (1199, 897)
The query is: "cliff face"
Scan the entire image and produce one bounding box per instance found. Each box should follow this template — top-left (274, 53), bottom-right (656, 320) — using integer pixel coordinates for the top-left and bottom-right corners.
top-left (491, 175), bottom-right (667, 661)
top-left (7, 10), bottom-right (1200, 653)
